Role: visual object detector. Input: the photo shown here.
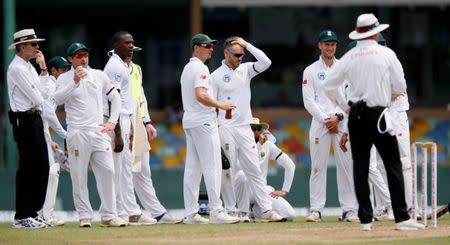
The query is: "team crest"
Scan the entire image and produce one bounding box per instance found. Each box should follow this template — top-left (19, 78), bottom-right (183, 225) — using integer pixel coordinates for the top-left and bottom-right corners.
top-left (114, 73), bottom-right (122, 83)
top-left (259, 150), bottom-right (266, 158)
top-left (74, 149), bottom-right (80, 157)
top-left (318, 72), bottom-right (326, 80)
top-left (223, 74), bottom-right (231, 83)
top-left (224, 143), bottom-right (229, 151)
top-left (315, 138), bottom-right (319, 144)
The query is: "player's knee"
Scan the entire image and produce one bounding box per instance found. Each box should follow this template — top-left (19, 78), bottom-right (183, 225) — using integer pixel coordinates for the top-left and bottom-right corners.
top-left (49, 163), bottom-right (60, 176)
top-left (234, 170), bottom-right (247, 184)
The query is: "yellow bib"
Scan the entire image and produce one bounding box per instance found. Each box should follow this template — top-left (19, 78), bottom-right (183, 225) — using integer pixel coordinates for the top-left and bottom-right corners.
top-left (130, 63), bottom-right (146, 117)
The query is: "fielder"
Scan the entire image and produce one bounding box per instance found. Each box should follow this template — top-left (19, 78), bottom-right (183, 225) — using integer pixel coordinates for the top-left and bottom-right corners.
top-left (302, 30), bottom-right (358, 222)
top-left (211, 36), bottom-right (285, 222)
top-left (233, 118), bottom-right (296, 222)
top-left (54, 42), bottom-right (126, 228)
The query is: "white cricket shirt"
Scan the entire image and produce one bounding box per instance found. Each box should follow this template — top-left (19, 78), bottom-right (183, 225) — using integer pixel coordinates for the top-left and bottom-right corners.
top-left (211, 43), bottom-right (271, 128)
top-left (104, 53), bottom-right (133, 115)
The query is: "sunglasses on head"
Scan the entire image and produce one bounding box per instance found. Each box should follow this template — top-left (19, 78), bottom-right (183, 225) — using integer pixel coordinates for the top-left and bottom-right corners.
top-left (73, 52), bottom-right (89, 59)
top-left (200, 43), bottom-right (214, 49)
top-left (227, 48), bottom-right (244, 58)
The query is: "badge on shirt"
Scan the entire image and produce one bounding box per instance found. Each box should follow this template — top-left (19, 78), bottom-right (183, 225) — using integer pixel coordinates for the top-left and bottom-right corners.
top-left (223, 74), bottom-right (231, 83)
top-left (259, 150), bottom-right (266, 159)
top-left (315, 137), bottom-right (319, 144)
top-left (224, 144), bottom-right (229, 151)
top-left (200, 74), bottom-right (207, 80)
top-left (318, 72), bottom-right (326, 80)
top-left (74, 149), bottom-right (80, 157)
top-left (113, 73), bottom-right (122, 83)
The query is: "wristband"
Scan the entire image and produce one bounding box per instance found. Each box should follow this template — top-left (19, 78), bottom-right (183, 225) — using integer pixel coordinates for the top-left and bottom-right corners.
top-left (335, 113), bottom-right (344, 121)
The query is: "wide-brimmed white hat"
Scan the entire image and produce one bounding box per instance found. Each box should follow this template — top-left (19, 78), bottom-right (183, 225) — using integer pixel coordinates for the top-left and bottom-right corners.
top-left (348, 13), bottom-right (389, 40)
top-left (8, 29), bottom-right (45, 49)
top-left (250, 118), bottom-right (269, 131)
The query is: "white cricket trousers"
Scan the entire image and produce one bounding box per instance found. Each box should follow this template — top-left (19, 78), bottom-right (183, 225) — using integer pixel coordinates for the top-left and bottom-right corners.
top-left (220, 169), bottom-right (238, 212)
top-left (111, 114), bottom-right (136, 218)
top-left (371, 111), bottom-right (412, 209)
top-left (67, 128), bottom-right (117, 221)
top-left (183, 122), bottom-right (223, 217)
top-left (234, 170), bottom-right (295, 220)
top-left (308, 119), bottom-right (357, 212)
top-left (219, 125), bottom-right (272, 213)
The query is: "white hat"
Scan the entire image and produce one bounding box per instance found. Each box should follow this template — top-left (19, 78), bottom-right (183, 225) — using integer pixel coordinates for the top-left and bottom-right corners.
top-left (250, 117), bottom-right (269, 131)
top-left (8, 29), bottom-right (45, 50)
top-left (348, 13), bottom-right (389, 40)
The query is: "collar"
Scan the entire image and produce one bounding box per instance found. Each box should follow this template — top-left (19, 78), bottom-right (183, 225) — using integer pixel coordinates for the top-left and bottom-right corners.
top-left (112, 53), bottom-right (130, 68)
top-left (221, 59), bottom-right (239, 71)
top-left (319, 55), bottom-right (337, 69)
top-left (14, 54), bottom-right (32, 67)
top-left (356, 39), bottom-right (378, 47)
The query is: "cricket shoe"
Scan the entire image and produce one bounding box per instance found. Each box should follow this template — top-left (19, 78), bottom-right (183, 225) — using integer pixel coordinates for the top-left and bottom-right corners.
top-left (209, 211), bottom-right (240, 224)
top-left (374, 207), bottom-right (394, 221)
top-left (12, 217), bottom-right (46, 229)
top-left (129, 213), bottom-right (156, 226)
top-left (395, 219), bottom-right (426, 231)
top-left (306, 210), bottom-right (322, 222)
top-left (79, 219), bottom-right (91, 228)
top-left (101, 217), bottom-right (127, 227)
top-left (261, 210), bottom-right (287, 222)
top-left (360, 222), bottom-right (373, 231)
top-left (340, 210), bottom-right (359, 222)
top-left (183, 213), bottom-right (209, 224)
top-left (42, 215), bottom-right (65, 226)
top-left (157, 213), bottom-right (183, 224)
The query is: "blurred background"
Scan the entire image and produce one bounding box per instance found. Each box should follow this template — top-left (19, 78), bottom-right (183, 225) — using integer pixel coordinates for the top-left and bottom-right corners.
top-left (1, 0), bottom-right (449, 211)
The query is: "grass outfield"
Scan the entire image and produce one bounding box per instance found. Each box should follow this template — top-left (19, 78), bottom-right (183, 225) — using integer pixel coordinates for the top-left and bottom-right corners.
top-left (0, 215), bottom-right (449, 245)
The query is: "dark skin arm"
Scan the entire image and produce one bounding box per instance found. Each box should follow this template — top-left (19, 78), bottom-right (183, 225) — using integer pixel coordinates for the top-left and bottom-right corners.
top-left (113, 122), bottom-right (124, 153)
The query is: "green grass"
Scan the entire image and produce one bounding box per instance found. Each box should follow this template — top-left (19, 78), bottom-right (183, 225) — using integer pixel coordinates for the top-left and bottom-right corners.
top-left (0, 215), bottom-right (449, 245)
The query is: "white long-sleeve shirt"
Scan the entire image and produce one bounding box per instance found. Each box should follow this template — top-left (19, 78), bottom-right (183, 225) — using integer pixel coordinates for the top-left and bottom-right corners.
top-left (104, 53), bottom-right (133, 115)
top-left (323, 39), bottom-right (407, 107)
top-left (257, 141), bottom-right (295, 192)
top-left (302, 56), bottom-right (346, 123)
top-left (211, 43), bottom-right (271, 128)
top-left (54, 67), bottom-right (121, 130)
top-left (7, 55), bottom-right (47, 111)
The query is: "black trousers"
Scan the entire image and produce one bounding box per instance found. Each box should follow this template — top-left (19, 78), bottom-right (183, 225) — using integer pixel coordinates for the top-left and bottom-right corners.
top-left (9, 111), bottom-right (49, 220)
top-left (347, 101), bottom-right (410, 224)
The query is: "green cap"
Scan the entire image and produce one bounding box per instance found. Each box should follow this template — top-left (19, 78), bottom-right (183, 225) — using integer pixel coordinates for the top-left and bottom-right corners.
top-left (66, 42), bottom-right (90, 57)
top-left (318, 30), bottom-right (338, 43)
top-left (48, 56), bottom-right (71, 69)
top-left (190, 33), bottom-right (217, 47)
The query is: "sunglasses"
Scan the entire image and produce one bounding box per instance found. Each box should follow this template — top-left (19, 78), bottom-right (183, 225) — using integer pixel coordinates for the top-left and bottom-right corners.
top-left (227, 48), bottom-right (244, 58)
top-left (73, 52), bottom-right (89, 59)
top-left (29, 42), bottom-right (39, 47)
top-left (251, 125), bottom-right (263, 132)
top-left (200, 43), bottom-right (214, 49)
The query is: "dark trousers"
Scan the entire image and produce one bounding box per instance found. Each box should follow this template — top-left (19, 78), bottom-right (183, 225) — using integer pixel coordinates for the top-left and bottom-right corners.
top-left (347, 101), bottom-right (410, 224)
top-left (9, 111), bottom-right (49, 220)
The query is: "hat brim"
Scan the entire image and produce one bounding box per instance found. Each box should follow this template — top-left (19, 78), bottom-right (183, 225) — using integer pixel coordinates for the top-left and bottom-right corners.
top-left (8, 38), bottom-right (45, 50)
top-left (348, 24), bottom-right (389, 40)
top-left (250, 123), bottom-right (269, 131)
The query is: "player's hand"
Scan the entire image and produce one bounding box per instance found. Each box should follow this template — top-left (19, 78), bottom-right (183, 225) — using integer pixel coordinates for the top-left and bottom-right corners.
top-left (339, 133), bottom-right (348, 152)
top-left (73, 66), bottom-right (87, 84)
top-left (391, 93), bottom-right (404, 101)
top-left (100, 121), bottom-right (116, 133)
top-left (231, 37), bottom-right (248, 48)
top-left (113, 133), bottom-right (124, 152)
top-left (145, 123), bottom-right (157, 141)
top-left (35, 50), bottom-right (46, 68)
top-left (269, 190), bottom-right (287, 199)
top-left (50, 141), bottom-right (59, 152)
top-left (218, 102), bottom-right (236, 111)
top-left (259, 131), bottom-right (270, 144)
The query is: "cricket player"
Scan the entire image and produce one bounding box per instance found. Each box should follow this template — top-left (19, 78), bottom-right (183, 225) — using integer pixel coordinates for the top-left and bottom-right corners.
top-left (180, 33), bottom-right (239, 224)
top-left (233, 118), bottom-right (296, 222)
top-left (302, 30), bottom-right (358, 222)
top-left (211, 36), bottom-right (285, 222)
top-left (54, 42), bottom-right (126, 228)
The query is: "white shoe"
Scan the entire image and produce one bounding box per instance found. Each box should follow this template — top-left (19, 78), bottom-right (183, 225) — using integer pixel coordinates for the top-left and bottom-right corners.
top-left (360, 222), bottom-right (373, 231)
top-left (12, 217), bottom-right (46, 229)
top-left (306, 210), bottom-right (322, 222)
top-left (374, 208), bottom-right (394, 221)
top-left (183, 213), bottom-right (209, 224)
top-left (261, 210), bottom-right (287, 222)
top-left (395, 219), bottom-right (426, 231)
top-left (79, 219), bottom-right (91, 228)
top-left (129, 213), bottom-right (156, 226)
top-left (101, 217), bottom-right (127, 227)
top-left (209, 211), bottom-right (240, 224)
top-left (239, 212), bottom-right (253, 223)
top-left (158, 213), bottom-right (183, 224)
top-left (341, 210), bottom-right (359, 222)
top-left (45, 215), bottom-right (65, 226)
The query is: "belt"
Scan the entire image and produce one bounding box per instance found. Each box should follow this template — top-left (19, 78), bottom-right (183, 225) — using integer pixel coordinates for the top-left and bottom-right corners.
top-left (15, 108), bottom-right (41, 115)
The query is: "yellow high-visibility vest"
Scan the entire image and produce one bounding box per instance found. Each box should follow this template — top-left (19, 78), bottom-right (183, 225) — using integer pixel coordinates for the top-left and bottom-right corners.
top-left (130, 63), bottom-right (146, 117)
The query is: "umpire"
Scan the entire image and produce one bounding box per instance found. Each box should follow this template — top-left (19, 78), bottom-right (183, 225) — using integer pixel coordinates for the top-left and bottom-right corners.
top-left (7, 29), bottom-right (49, 228)
top-left (322, 14), bottom-right (424, 231)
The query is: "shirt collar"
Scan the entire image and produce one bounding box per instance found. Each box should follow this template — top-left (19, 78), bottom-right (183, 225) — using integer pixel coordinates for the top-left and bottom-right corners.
top-left (319, 55), bottom-right (337, 69)
top-left (112, 53), bottom-right (130, 68)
